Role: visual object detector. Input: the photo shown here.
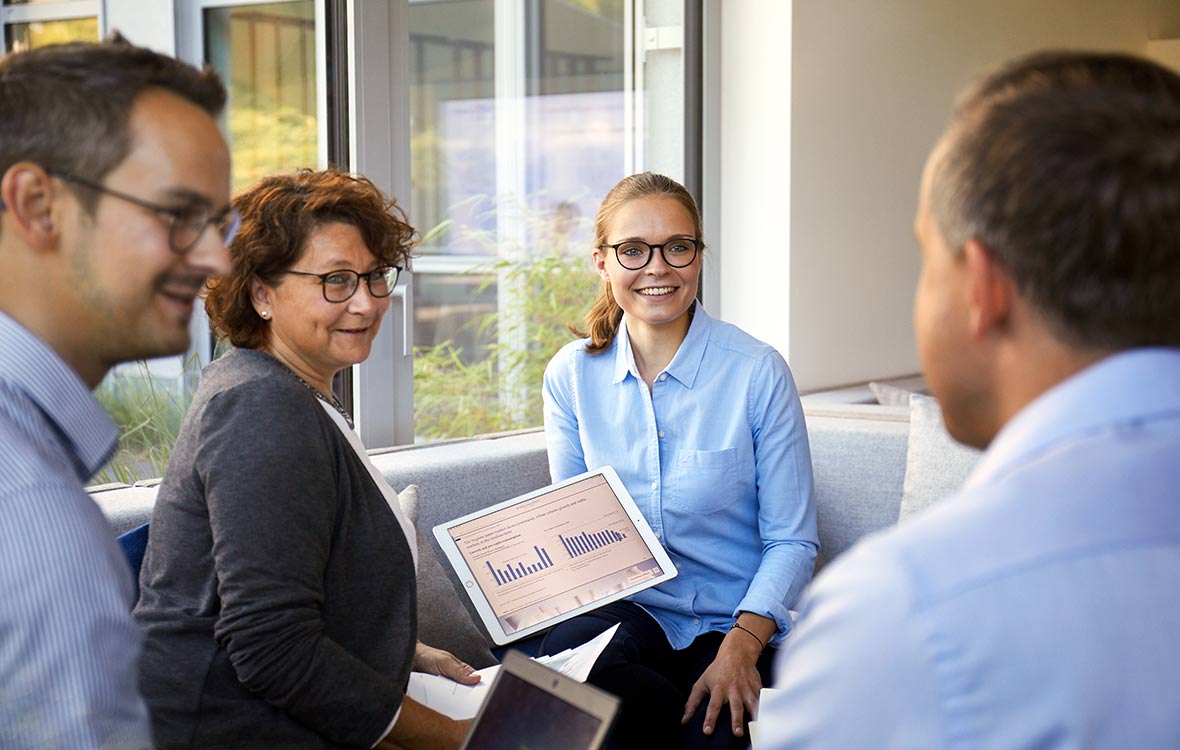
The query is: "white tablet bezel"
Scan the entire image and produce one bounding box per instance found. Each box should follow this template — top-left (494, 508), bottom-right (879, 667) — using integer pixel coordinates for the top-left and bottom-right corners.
top-left (433, 465), bottom-right (678, 645)
top-left (460, 650), bottom-right (619, 750)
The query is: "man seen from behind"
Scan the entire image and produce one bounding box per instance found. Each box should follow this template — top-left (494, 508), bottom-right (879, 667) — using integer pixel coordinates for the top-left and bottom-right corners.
top-left (761, 50), bottom-right (1180, 748)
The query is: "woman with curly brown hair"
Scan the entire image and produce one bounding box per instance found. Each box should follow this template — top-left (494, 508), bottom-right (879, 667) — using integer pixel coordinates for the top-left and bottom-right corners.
top-left (135, 169), bottom-right (477, 749)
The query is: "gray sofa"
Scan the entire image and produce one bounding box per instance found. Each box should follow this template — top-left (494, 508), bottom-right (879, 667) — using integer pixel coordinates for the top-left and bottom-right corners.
top-left (90, 389), bottom-right (977, 669)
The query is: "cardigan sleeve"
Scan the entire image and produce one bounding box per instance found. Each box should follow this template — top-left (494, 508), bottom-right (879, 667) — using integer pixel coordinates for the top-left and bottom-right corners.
top-left (197, 381), bottom-right (405, 748)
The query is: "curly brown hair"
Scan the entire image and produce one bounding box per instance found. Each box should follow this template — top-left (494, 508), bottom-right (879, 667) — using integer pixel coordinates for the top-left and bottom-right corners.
top-left (205, 168), bottom-right (415, 350)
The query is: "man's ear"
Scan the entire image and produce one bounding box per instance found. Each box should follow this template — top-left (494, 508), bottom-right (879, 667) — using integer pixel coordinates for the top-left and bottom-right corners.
top-left (0, 163), bottom-right (62, 252)
top-left (963, 239), bottom-right (1014, 339)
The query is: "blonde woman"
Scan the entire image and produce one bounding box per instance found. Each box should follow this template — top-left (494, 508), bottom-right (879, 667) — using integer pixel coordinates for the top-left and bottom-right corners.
top-left (540, 172), bottom-right (818, 749)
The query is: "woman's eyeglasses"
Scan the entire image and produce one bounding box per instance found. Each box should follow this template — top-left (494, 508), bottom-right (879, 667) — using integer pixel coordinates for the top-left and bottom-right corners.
top-left (599, 238), bottom-right (699, 270)
top-left (283, 266), bottom-right (403, 303)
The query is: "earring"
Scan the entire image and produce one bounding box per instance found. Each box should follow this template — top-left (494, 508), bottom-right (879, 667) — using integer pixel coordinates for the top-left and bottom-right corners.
top-left (260, 310), bottom-right (270, 319)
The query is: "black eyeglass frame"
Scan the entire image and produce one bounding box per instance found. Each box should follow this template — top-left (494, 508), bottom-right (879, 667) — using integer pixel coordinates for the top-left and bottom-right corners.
top-left (599, 237), bottom-right (701, 270)
top-left (283, 266), bottom-right (403, 303)
top-left (46, 169), bottom-right (240, 254)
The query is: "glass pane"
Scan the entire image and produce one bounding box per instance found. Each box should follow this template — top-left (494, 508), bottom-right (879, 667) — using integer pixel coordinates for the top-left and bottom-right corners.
top-left (3, 17), bottom-right (98, 52)
top-left (92, 356), bottom-right (197, 486)
top-left (91, 2), bottom-right (323, 486)
top-left (204, 1), bottom-right (318, 193)
top-left (409, 0), bottom-right (683, 442)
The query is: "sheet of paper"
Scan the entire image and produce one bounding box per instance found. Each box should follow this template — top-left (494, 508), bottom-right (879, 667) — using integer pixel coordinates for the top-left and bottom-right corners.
top-left (407, 624), bottom-right (619, 720)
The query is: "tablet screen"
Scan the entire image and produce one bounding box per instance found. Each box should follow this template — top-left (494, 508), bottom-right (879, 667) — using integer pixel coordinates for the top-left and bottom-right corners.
top-left (442, 472), bottom-right (666, 637)
top-left (463, 670), bottom-right (605, 750)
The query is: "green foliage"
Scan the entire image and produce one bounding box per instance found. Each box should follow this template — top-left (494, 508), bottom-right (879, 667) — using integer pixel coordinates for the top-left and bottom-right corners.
top-left (413, 252), bottom-right (600, 440)
top-left (90, 358), bottom-right (198, 486)
top-left (227, 87), bottom-right (317, 193)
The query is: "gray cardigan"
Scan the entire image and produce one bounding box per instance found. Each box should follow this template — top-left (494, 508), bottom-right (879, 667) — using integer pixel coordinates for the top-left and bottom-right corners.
top-left (134, 348), bottom-right (416, 749)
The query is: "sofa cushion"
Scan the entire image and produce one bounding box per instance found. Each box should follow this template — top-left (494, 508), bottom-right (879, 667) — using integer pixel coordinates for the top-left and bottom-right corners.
top-left (803, 408), bottom-right (909, 570)
top-left (398, 485), bottom-right (497, 669)
top-left (90, 484), bottom-right (157, 536)
top-left (868, 381), bottom-right (914, 407)
top-left (372, 431), bottom-right (552, 644)
top-left (898, 393), bottom-right (982, 521)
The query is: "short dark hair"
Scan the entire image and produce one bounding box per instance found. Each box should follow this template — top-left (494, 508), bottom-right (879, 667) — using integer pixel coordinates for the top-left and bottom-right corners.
top-left (0, 33), bottom-right (226, 210)
top-left (932, 50), bottom-right (1180, 350)
top-left (205, 169), bottom-right (416, 350)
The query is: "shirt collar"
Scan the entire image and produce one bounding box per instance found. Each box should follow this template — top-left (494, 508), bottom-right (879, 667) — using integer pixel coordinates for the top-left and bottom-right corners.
top-left (0, 311), bottom-right (119, 481)
top-left (610, 302), bottom-right (712, 389)
top-left (963, 347), bottom-right (1180, 491)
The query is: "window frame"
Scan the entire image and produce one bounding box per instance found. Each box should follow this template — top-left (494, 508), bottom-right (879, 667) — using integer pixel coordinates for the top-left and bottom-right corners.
top-left (0, 0), bottom-right (101, 54)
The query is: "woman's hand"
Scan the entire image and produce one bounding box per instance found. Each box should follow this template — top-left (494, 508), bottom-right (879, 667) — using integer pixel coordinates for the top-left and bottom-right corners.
top-left (413, 643), bottom-right (481, 686)
top-left (681, 614), bottom-right (774, 738)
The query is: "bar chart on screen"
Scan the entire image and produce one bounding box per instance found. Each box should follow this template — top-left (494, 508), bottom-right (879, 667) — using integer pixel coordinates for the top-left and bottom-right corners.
top-left (559, 529), bottom-right (627, 558)
top-left (486, 546), bottom-right (555, 586)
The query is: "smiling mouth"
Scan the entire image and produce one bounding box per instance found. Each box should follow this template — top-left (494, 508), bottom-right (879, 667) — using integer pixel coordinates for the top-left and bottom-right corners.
top-left (637, 286), bottom-right (677, 296)
top-left (337, 325), bottom-right (371, 334)
top-left (158, 287), bottom-right (201, 309)
top-left (158, 276), bottom-right (206, 306)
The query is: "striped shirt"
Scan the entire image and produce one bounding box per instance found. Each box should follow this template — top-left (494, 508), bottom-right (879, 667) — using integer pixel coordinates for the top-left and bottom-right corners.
top-left (0, 311), bottom-right (151, 749)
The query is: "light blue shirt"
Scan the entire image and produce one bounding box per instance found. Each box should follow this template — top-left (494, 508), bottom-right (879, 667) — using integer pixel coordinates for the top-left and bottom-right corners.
top-left (761, 348), bottom-right (1180, 749)
top-left (543, 305), bottom-right (818, 648)
top-left (0, 312), bottom-right (151, 749)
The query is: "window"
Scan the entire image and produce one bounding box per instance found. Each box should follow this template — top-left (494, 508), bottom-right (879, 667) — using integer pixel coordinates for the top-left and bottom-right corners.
top-left (89, 0), bottom-right (325, 485)
top-left (0, 1), bottom-right (99, 55)
top-left (29, 0), bottom-right (693, 481)
top-left (403, 0), bottom-right (690, 442)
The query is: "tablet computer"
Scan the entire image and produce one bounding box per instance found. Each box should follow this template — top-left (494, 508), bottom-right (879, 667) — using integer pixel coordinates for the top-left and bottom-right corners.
top-left (433, 466), bottom-right (677, 645)
top-left (460, 650), bottom-right (619, 750)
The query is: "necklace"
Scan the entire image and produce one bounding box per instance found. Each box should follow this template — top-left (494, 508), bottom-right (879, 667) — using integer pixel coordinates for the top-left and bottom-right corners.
top-left (283, 367), bottom-right (354, 429)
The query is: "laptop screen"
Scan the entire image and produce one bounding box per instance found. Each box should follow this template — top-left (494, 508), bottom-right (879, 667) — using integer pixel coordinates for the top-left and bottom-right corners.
top-left (442, 472), bottom-right (667, 637)
top-left (462, 669), bottom-right (606, 750)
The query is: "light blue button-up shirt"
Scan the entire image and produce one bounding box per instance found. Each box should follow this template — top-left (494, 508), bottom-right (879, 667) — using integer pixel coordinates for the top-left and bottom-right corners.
top-left (543, 305), bottom-right (818, 648)
top-left (761, 348), bottom-right (1180, 749)
top-left (0, 312), bottom-right (152, 749)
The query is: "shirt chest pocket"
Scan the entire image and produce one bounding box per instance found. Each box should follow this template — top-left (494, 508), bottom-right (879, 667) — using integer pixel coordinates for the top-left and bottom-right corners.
top-left (670, 448), bottom-right (740, 514)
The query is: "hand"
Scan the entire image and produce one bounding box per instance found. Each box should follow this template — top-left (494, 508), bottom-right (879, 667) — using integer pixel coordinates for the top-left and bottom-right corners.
top-left (681, 632), bottom-right (763, 738)
top-left (413, 643), bottom-right (481, 686)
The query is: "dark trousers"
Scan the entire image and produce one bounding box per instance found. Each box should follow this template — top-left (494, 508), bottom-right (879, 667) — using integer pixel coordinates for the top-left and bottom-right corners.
top-left (539, 602), bottom-right (775, 750)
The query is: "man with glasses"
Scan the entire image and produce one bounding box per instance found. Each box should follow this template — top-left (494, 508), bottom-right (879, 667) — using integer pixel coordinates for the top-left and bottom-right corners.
top-left (0, 36), bottom-right (233, 748)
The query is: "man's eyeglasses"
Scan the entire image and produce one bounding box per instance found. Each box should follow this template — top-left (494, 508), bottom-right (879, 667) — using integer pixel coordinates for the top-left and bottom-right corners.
top-left (283, 266), bottom-right (403, 303)
top-left (48, 170), bottom-right (240, 254)
top-left (600, 238), bottom-right (700, 270)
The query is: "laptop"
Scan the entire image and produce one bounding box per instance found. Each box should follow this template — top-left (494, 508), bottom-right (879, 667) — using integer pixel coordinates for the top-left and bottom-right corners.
top-left (434, 466), bottom-right (677, 645)
top-left (461, 650), bottom-right (619, 750)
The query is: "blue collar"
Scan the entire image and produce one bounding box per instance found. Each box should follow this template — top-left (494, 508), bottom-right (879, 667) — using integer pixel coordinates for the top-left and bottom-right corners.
top-left (0, 311), bottom-right (118, 480)
top-left (611, 303), bottom-right (711, 390)
top-left (964, 347), bottom-right (1180, 490)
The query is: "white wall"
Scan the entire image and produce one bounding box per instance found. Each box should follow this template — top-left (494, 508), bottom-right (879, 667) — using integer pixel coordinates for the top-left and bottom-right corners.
top-left (715, 0), bottom-right (1152, 392)
top-left (715, 0), bottom-right (793, 361)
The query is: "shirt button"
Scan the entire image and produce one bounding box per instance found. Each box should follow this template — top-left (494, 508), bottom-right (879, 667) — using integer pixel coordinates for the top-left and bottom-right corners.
top-left (692, 617), bottom-right (700, 625)
top-left (658, 431), bottom-right (665, 438)
top-left (659, 373), bottom-right (667, 382)
top-left (651, 480), bottom-right (658, 490)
